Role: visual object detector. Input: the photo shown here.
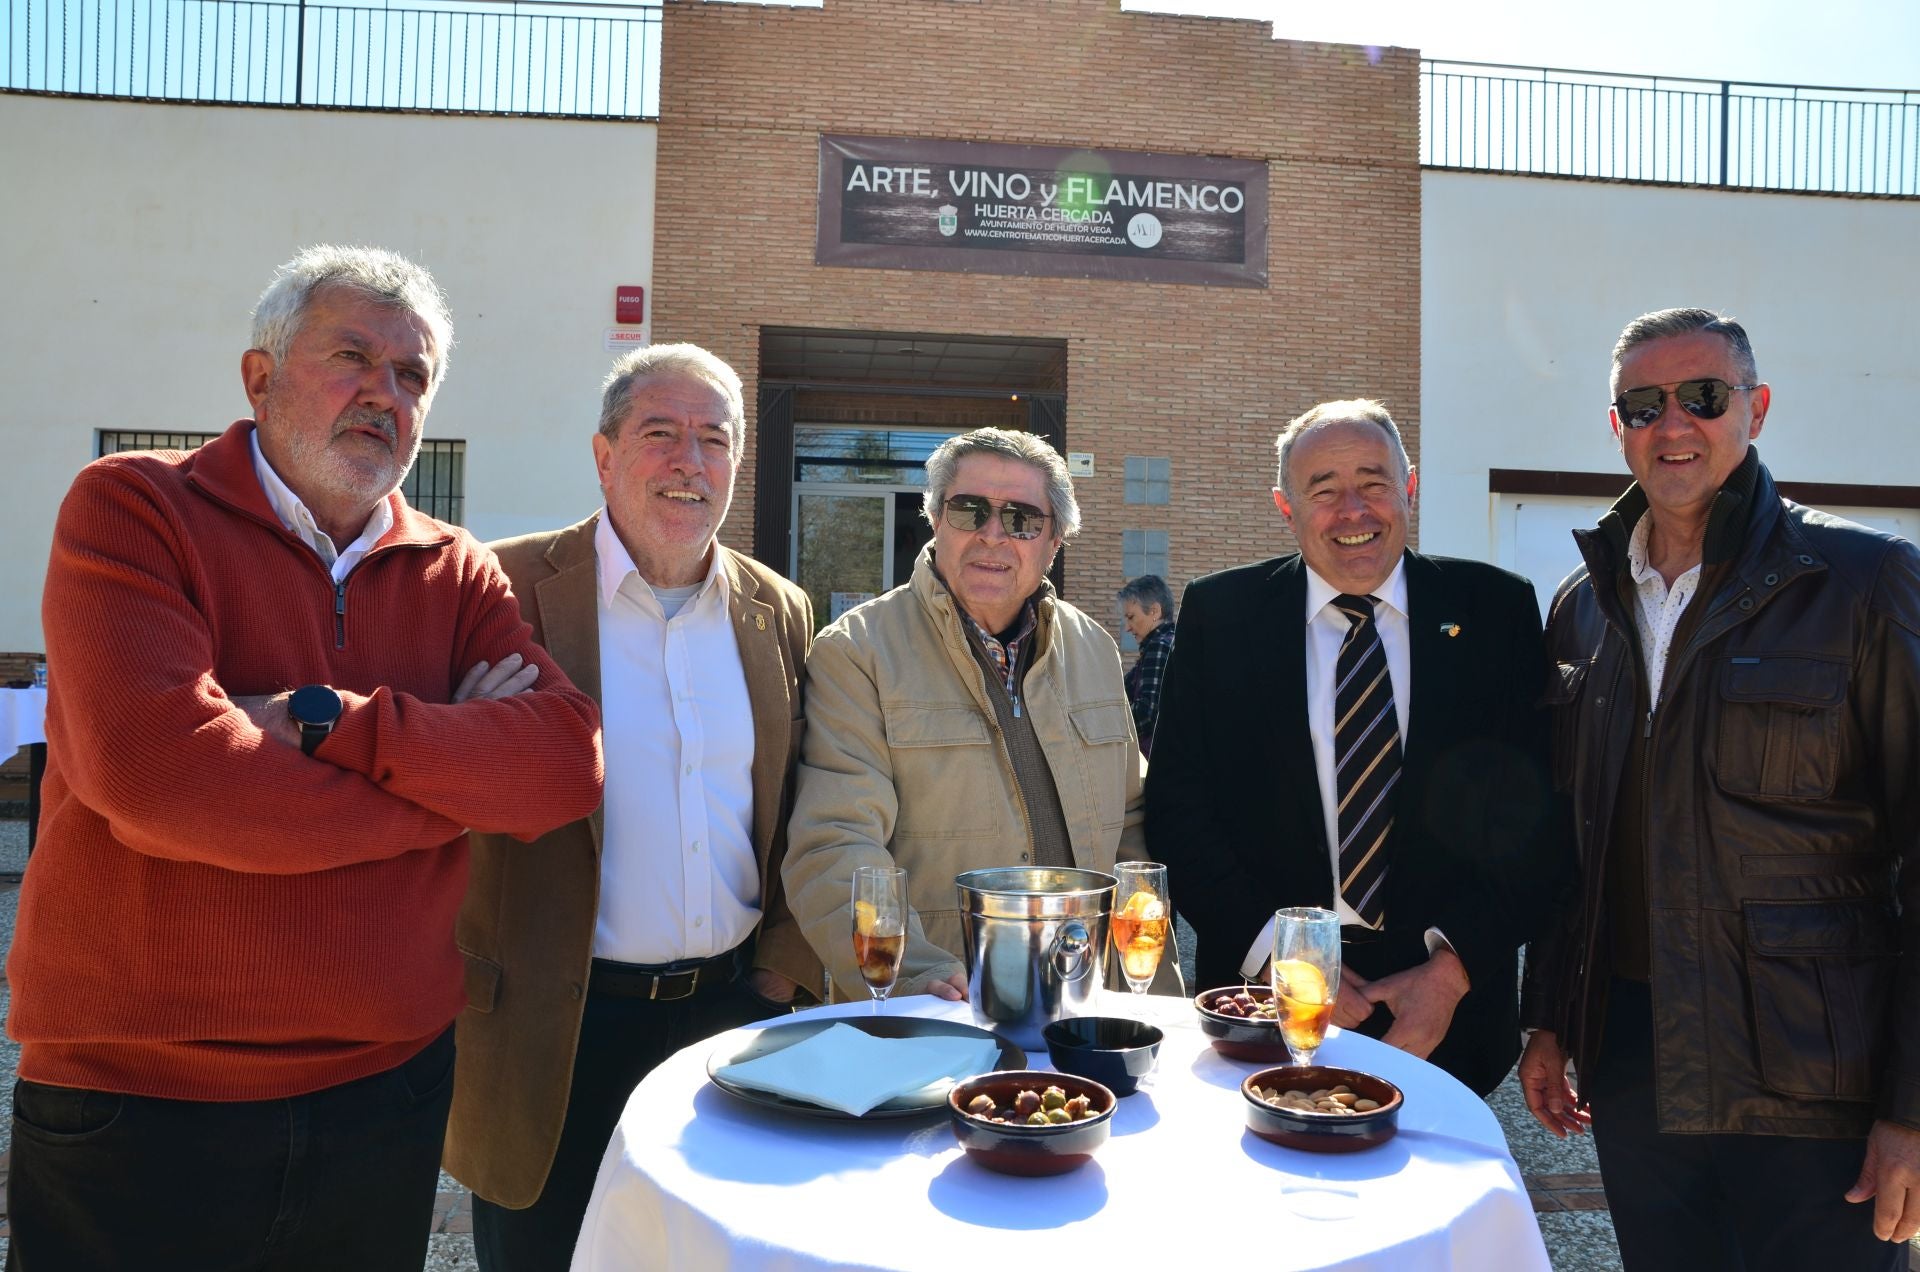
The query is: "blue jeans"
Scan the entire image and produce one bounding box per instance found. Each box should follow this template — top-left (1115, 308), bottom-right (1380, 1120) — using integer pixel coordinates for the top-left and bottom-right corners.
top-left (6, 1027), bottom-right (455, 1272)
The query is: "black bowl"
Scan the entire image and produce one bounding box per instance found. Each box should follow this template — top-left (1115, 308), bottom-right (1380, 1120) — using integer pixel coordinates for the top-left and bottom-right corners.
top-left (1194, 984), bottom-right (1292, 1063)
top-left (1042, 1016), bottom-right (1163, 1096)
top-left (948, 1070), bottom-right (1116, 1176)
top-left (1241, 1065), bottom-right (1403, 1153)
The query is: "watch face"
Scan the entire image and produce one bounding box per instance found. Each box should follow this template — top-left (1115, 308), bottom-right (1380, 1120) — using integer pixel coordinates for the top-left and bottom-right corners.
top-left (290, 684), bottom-right (343, 728)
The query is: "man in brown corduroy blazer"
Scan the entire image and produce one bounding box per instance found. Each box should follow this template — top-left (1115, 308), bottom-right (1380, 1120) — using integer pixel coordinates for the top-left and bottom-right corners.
top-left (443, 344), bottom-right (820, 1272)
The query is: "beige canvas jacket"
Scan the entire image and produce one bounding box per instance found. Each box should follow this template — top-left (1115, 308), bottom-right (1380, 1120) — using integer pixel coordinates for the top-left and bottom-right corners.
top-left (783, 546), bottom-right (1146, 1001)
top-left (442, 513), bottom-right (820, 1207)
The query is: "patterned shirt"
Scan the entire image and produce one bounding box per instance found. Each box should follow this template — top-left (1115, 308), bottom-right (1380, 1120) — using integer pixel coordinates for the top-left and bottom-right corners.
top-left (1124, 621), bottom-right (1176, 757)
top-left (959, 600), bottom-right (1040, 718)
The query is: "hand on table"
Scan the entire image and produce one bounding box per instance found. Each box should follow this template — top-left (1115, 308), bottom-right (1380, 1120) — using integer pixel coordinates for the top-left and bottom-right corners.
top-left (1518, 1029), bottom-right (1590, 1138)
top-left (454, 652), bottom-right (538, 703)
top-left (1846, 1119), bottom-right (1920, 1242)
top-left (923, 970), bottom-right (970, 1002)
top-left (1363, 946), bottom-right (1470, 1060)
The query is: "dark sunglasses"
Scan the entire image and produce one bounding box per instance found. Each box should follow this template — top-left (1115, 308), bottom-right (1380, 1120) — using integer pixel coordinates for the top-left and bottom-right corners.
top-left (942, 494), bottom-right (1051, 540)
top-left (1612, 378), bottom-right (1760, 429)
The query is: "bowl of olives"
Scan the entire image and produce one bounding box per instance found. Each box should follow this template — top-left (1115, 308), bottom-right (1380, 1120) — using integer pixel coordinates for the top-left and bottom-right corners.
top-left (1194, 984), bottom-right (1292, 1063)
top-left (947, 1070), bottom-right (1116, 1176)
top-left (1042, 1016), bottom-right (1163, 1096)
top-left (1241, 1065), bottom-right (1403, 1153)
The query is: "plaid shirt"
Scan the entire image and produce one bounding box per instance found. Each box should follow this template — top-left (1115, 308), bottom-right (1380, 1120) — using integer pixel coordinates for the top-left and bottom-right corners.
top-left (1124, 621), bottom-right (1176, 757)
top-left (958, 600), bottom-right (1040, 718)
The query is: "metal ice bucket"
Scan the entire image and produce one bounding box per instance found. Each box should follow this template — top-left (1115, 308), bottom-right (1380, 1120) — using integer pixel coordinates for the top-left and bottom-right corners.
top-left (955, 867), bottom-right (1116, 1049)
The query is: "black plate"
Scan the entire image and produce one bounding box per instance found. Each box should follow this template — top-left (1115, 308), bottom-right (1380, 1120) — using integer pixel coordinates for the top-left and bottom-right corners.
top-left (707, 1015), bottom-right (1026, 1120)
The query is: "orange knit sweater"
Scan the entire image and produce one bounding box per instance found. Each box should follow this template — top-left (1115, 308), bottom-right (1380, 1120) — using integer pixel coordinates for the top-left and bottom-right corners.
top-left (8, 422), bottom-right (604, 1101)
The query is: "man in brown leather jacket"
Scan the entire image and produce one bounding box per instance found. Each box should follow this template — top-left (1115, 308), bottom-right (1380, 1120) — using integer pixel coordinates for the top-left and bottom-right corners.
top-left (1518, 308), bottom-right (1920, 1270)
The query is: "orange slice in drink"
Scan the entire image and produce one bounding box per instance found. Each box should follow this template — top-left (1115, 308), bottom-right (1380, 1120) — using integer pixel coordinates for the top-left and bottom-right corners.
top-left (1271, 959), bottom-right (1329, 1005)
top-left (1119, 889), bottom-right (1165, 921)
top-left (853, 900), bottom-right (879, 936)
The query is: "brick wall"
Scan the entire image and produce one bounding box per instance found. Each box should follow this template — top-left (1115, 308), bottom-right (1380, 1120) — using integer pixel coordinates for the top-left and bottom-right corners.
top-left (657, 0), bottom-right (1420, 625)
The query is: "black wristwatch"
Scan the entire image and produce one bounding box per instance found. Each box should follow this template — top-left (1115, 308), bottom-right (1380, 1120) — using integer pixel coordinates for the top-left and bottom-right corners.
top-left (289, 684), bottom-right (344, 756)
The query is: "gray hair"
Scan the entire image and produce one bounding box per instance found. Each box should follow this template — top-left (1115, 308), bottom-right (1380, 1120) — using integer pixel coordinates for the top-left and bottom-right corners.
top-left (599, 343), bottom-right (746, 458)
top-left (1117, 574), bottom-right (1175, 621)
top-left (1274, 398), bottom-right (1411, 498)
top-left (922, 428), bottom-right (1081, 542)
top-left (251, 245), bottom-right (454, 389)
top-left (1611, 308), bottom-right (1760, 394)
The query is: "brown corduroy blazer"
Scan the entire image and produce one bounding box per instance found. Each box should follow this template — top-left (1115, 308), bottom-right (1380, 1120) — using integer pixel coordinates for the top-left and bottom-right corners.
top-left (441, 511), bottom-right (818, 1208)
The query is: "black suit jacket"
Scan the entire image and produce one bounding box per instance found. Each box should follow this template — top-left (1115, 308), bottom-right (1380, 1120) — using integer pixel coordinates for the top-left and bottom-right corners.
top-left (1145, 550), bottom-right (1568, 1096)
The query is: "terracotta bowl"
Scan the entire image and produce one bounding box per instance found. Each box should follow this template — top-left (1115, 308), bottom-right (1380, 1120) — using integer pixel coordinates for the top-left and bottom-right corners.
top-left (947, 1070), bottom-right (1116, 1176)
top-left (1194, 984), bottom-right (1292, 1063)
top-left (1240, 1065), bottom-right (1403, 1153)
top-left (1042, 1016), bottom-right (1163, 1096)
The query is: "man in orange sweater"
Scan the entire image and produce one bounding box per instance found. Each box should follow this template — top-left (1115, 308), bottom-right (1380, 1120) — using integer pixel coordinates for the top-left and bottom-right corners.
top-left (6, 245), bottom-right (604, 1271)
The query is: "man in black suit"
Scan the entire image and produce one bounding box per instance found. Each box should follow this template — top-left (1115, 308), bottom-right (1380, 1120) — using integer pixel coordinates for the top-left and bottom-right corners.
top-left (1146, 399), bottom-right (1565, 1096)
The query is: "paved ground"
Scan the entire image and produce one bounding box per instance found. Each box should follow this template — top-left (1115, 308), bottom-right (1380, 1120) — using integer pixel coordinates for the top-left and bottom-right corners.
top-left (0, 817), bottom-right (1627, 1269)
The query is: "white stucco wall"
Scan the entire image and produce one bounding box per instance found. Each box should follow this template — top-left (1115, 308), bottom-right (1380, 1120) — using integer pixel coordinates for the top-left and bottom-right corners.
top-left (0, 95), bottom-right (655, 652)
top-left (1421, 170), bottom-right (1920, 605)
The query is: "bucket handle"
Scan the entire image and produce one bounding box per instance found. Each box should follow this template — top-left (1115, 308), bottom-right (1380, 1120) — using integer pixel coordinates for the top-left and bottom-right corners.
top-left (1050, 920), bottom-right (1093, 982)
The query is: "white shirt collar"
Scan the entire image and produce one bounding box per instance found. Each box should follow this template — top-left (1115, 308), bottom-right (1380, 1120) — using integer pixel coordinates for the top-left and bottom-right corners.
top-left (249, 428), bottom-right (393, 575)
top-left (593, 508), bottom-right (727, 612)
top-left (1303, 555), bottom-right (1409, 625)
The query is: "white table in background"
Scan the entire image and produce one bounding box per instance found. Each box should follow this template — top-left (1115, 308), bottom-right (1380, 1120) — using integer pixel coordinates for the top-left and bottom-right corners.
top-left (571, 991), bottom-right (1549, 1271)
top-left (1, 685), bottom-right (48, 852)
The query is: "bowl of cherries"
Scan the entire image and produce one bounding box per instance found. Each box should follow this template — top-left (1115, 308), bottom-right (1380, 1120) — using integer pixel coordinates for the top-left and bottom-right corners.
top-left (1194, 983), bottom-right (1292, 1063)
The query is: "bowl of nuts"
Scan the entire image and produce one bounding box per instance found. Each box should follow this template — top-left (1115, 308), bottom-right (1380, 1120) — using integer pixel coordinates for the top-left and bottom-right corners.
top-left (947, 1070), bottom-right (1116, 1176)
top-left (1194, 984), bottom-right (1292, 1063)
top-left (1241, 1065), bottom-right (1403, 1153)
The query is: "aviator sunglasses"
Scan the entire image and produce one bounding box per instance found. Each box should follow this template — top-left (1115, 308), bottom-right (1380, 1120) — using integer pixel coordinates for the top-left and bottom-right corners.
top-left (1612, 378), bottom-right (1760, 429)
top-left (941, 494), bottom-right (1051, 540)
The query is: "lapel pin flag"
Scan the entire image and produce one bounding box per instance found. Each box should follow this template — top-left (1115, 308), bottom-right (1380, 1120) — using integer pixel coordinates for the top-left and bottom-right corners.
top-left (1440, 622), bottom-right (1461, 638)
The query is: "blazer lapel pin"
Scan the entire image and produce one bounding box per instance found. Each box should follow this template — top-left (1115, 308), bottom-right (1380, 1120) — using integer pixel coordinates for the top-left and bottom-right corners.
top-left (1439, 622), bottom-right (1461, 638)
top-left (754, 614), bottom-right (768, 631)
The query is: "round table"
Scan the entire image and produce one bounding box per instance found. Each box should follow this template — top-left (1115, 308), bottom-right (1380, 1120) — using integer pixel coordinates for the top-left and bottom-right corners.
top-left (570, 992), bottom-right (1550, 1271)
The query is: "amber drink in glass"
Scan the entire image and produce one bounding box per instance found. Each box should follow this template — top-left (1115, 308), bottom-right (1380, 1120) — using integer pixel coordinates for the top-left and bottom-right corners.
top-left (1270, 907), bottom-right (1341, 1065)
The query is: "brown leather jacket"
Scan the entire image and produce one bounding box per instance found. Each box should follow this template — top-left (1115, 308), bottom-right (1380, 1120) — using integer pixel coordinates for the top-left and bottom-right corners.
top-left (1522, 453), bottom-right (1920, 1137)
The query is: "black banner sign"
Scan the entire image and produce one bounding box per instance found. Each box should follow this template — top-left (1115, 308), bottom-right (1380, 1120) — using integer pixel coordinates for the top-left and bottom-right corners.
top-left (817, 135), bottom-right (1268, 288)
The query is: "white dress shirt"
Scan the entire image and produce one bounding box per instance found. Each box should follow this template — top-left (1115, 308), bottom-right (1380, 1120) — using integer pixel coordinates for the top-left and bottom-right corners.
top-left (1624, 513), bottom-right (1703, 708)
top-left (591, 511), bottom-right (761, 965)
top-left (250, 431), bottom-right (392, 583)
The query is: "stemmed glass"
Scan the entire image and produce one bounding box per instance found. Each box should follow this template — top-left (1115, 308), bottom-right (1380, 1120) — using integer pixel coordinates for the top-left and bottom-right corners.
top-left (1110, 862), bottom-right (1171, 996)
top-left (1270, 907), bottom-right (1341, 1066)
top-left (851, 865), bottom-right (908, 1012)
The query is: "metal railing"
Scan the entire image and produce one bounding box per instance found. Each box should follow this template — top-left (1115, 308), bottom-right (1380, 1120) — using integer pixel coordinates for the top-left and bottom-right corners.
top-left (1424, 60), bottom-right (1920, 197)
top-left (2, 0), bottom-right (658, 116)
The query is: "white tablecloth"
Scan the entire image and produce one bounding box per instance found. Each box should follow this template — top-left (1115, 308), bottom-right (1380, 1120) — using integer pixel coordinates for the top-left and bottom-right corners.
top-left (0, 686), bottom-right (47, 755)
top-left (572, 992), bottom-right (1549, 1271)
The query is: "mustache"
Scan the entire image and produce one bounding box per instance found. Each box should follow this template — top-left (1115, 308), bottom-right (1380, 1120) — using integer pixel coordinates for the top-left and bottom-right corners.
top-left (333, 407), bottom-right (398, 447)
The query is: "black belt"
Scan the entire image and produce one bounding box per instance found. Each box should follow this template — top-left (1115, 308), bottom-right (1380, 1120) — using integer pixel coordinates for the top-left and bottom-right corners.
top-left (590, 949), bottom-right (741, 1003)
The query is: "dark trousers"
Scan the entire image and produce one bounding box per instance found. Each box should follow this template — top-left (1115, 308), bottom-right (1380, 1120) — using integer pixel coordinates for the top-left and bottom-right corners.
top-left (6, 1026), bottom-right (455, 1272)
top-left (1587, 978), bottom-right (1902, 1272)
top-left (471, 975), bottom-right (781, 1272)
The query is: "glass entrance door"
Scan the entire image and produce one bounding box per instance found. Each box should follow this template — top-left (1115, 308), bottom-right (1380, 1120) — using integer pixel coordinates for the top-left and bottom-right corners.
top-left (791, 425), bottom-right (950, 627)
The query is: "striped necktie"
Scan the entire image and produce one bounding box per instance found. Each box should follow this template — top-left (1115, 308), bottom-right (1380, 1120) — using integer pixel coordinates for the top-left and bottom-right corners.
top-left (1332, 593), bottom-right (1399, 929)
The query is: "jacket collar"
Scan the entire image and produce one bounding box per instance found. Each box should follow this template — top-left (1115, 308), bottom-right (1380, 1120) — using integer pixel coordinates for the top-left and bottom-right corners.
top-left (186, 419), bottom-right (452, 550)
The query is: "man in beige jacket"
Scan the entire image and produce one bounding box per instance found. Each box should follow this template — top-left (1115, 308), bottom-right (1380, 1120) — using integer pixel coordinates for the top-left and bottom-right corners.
top-left (444, 344), bottom-right (820, 1272)
top-left (783, 428), bottom-right (1146, 1002)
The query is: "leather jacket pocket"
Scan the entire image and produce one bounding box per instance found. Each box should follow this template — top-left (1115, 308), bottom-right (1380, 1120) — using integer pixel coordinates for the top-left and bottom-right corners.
top-left (1743, 898), bottom-right (1894, 1101)
top-left (1716, 657), bottom-right (1845, 800)
top-left (1545, 660), bottom-right (1589, 793)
